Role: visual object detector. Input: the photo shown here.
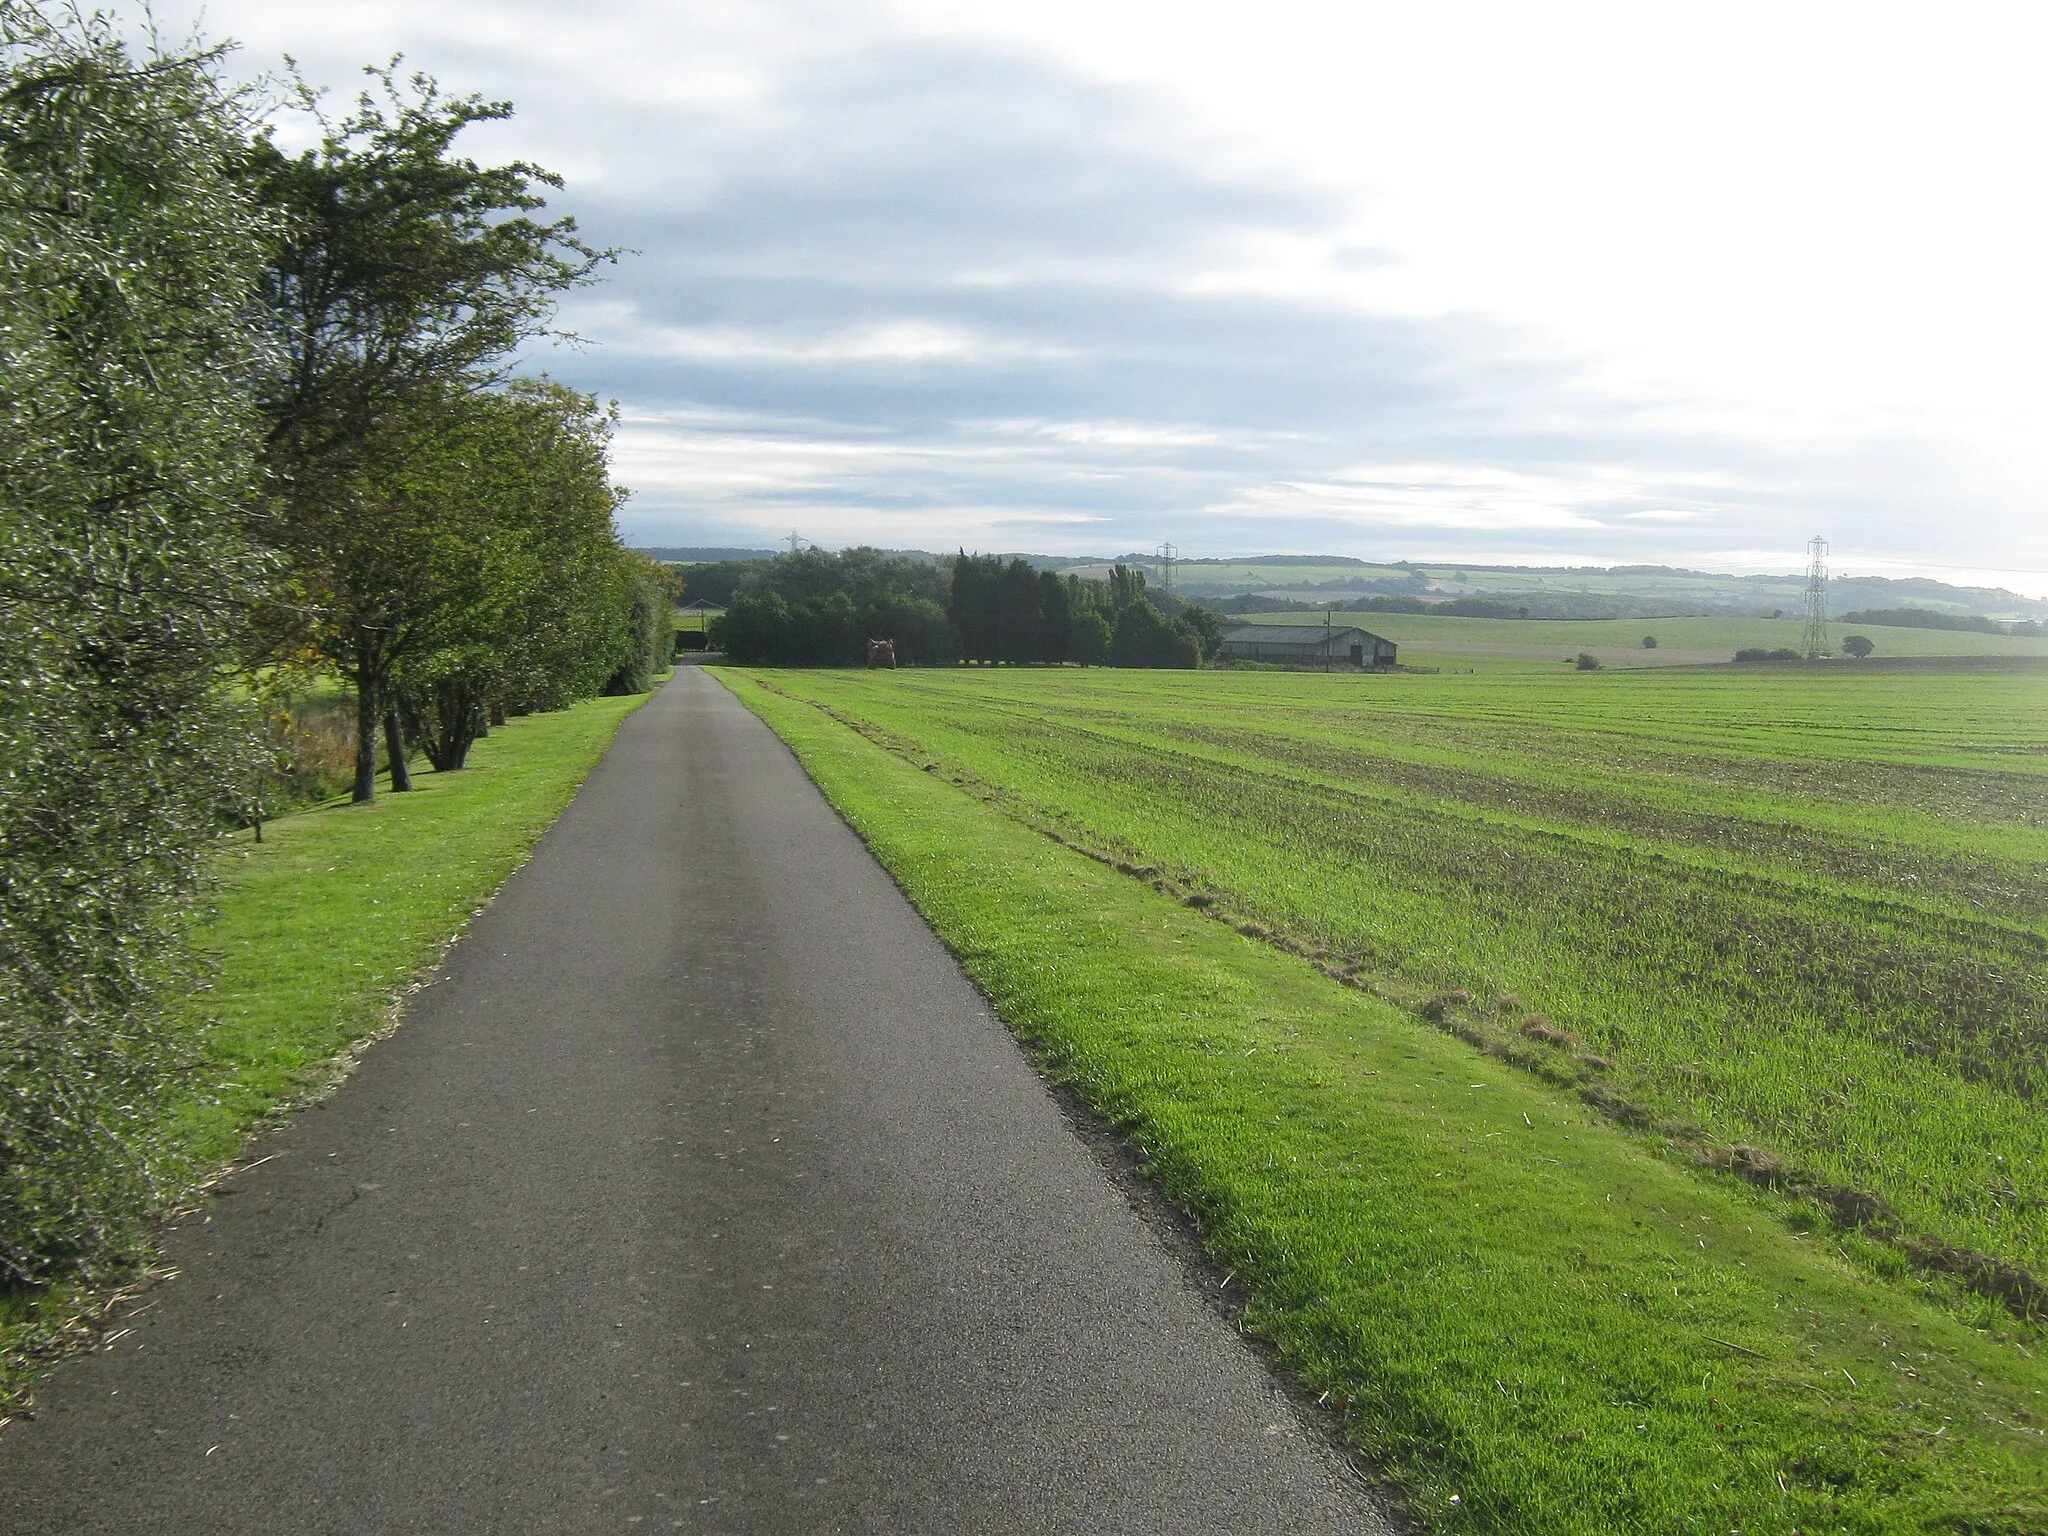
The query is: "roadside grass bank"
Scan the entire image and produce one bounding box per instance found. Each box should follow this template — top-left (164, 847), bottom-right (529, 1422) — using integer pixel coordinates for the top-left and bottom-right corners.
top-left (0, 688), bottom-right (651, 1414)
top-left (733, 670), bottom-right (2048, 1536)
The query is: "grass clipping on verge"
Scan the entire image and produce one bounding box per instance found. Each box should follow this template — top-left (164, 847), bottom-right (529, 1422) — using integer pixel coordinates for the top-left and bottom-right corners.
top-left (0, 690), bottom-right (650, 1415)
top-left (733, 673), bottom-right (2048, 1536)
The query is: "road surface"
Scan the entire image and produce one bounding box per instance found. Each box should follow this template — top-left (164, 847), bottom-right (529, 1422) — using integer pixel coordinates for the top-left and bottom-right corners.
top-left (0, 665), bottom-right (1391, 1534)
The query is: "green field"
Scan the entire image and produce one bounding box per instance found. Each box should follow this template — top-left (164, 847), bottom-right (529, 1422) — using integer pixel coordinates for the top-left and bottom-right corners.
top-left (1237, 611), bottom-right (2048, 669)
top-left (733, 662), bottom-right (2048, 1533)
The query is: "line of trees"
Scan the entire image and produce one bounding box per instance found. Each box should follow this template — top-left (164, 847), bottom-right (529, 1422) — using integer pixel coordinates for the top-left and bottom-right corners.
top-left (711, 548), bottom-right (958, 665)
top-left (250, 61), bottom-right (665, 798)
top-left (0, 7), bottom-right (651, 1286)
top-left (1841, 608), bottom-right (2043, 637)
top-left (710, 550), bottom-right (1223, 667)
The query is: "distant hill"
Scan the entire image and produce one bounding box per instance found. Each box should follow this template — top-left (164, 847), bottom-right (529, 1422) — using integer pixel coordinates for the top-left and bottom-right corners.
top-left (630, 546), bottom-right (2048, 623)
top-left (632, 546), bottom-right (780, 563)
top-left (1117, 559), bottom-right (2048, 622)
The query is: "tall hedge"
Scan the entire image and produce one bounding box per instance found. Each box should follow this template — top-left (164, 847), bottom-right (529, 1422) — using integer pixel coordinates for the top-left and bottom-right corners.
top-left (0, 11), bottom-right (272, 1281)
top-left (605, 556), bottom-right (678, 695)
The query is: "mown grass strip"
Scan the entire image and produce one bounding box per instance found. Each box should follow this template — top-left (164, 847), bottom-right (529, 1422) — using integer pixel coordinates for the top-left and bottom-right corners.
top-left (734, 672), bottom-right (2048, 1536)
top-left (1, 688), bottom-right (650, 1408)
top-left (175, 690), bottom-right (651, 1161)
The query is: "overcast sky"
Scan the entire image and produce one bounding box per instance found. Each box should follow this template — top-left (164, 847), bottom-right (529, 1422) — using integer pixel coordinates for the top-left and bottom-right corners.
top-left (152, 0), bottom-right (2048, 590)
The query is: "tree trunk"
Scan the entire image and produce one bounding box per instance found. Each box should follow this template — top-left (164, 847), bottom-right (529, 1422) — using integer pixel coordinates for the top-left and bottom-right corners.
top-left (384, 710), bottom-right (412, 791)
top-left (352, 672), bottom-right (378, 803)
top-left (489, 700), bottom-right (505, 727)
top-left (432, 676), bottom-right (484, 771)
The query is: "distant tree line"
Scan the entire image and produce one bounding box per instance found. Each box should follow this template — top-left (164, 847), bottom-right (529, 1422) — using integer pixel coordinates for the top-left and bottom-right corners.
top-left (0, 7), bottom-right (652, 1286)
top-left (706, 550), bottom-right (1224, 667)
top-left (1734, 637), bottom-right (1878, 663)
top-left (1841, 608), bottom-right (2043, 637)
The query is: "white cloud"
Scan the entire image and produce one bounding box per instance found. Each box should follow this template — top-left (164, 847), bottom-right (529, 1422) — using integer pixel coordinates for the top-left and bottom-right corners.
top-left (1215, 467), bottom-right (1613, 532)
top-left (611, 319), bottom-right (1076, 364)
top-left (137, 0), bottom-right (2048, 587)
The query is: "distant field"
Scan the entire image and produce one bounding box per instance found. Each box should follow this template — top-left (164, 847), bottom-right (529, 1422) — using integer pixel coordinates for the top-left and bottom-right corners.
top-left (1069, 559), bottom-right (1412, 589)
top-left (1062, 557), bottom-right (2047, 619)
top-left (1237, 610), bottom-right (2048, 667)
top-left (736, 662), bottom-right (2048, 1533)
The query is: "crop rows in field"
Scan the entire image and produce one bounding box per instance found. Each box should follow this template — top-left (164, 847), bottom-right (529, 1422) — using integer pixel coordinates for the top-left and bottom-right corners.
top-left (755, 666), bottom-right (2048, 1296)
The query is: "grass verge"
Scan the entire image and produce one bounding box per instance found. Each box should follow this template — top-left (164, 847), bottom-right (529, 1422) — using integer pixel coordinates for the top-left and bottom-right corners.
top-left (733, 671), bottom-right (2048, 1536)
top-left (0, 689), bottom-right (650, 1414)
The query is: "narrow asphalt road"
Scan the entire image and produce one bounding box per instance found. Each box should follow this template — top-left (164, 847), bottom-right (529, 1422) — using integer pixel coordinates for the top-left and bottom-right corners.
top-left (0, 665), bottom-right (1391, 1534)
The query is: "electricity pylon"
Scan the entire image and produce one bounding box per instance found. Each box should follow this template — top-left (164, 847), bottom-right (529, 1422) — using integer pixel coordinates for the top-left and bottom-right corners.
top-left (1802, 535), bottom-right (1829, 661)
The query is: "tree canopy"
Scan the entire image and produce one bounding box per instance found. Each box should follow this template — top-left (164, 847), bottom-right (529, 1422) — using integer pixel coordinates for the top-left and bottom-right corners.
top-left (250, 64), bottom-right (617, 800)
top-left (0, 11), bottom-right (648, 1285)
top-left (710, 551), bottom-right (1220, 669)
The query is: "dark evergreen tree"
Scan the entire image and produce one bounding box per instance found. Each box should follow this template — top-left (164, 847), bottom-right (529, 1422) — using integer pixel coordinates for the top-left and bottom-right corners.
top-left (994, 558), bottom-right (1043, 663)
top-left (949, 551), bottom-right (1002, 662)
top-left (1037, 570), bottom-right (1072, 663)
top-left (1108, 562), bottom-right (1148, 611)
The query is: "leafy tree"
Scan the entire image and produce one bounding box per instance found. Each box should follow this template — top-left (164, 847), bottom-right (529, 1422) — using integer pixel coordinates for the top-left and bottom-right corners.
top-left (388, 380), bottom-right (637, 769)
top-left (1641, 635), bottom-right (1658, 649)
top-left (1068, 608), bottom-right (1112, 664)
top-left (867, 594), bottom-right (958, 663)
top-left (248, 63), bottom-right (611, 800)
top-left (273, 382), bottom-right (514, 792)
top-left (1842, 634), bottom-right (1875, 659)
top-left (1111, 600), bottom-right (1199, 668)
top-left (0, 6), bottom-right (271, 1281)
top-left (604, 555), bottom-right (679, 696)
top-left (766, 546), bottom-right (945, 608)
top-left (714, 589), bottom-right (797, 663)
top-left (677, 559), bottom-right (771, 607)
top-left (1175, 604), bottom-right (1225, 662)
top-left (713, 583), bottom-right (956, 666)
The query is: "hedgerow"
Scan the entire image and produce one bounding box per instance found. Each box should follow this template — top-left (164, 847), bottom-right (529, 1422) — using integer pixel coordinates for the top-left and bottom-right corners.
top-left (0, 6), bottom-right (272, 1281)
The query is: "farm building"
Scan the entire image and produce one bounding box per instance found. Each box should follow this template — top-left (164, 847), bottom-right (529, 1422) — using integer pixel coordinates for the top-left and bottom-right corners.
top-left (1218, 624), bottom-right (1398, 670)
